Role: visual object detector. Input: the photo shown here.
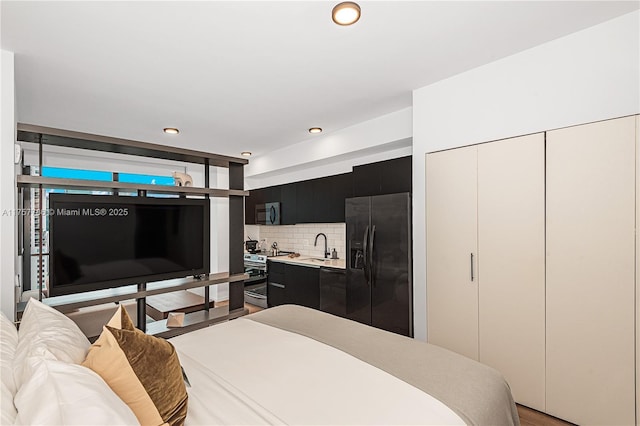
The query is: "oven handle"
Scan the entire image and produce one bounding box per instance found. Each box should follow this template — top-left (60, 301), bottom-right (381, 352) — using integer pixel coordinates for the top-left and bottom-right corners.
top-left (245, 291), bottom-right (267, 300)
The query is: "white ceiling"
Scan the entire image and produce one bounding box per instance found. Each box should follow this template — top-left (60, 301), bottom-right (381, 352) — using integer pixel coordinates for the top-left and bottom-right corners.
top-left (2, 1), bottom-right (638, 158)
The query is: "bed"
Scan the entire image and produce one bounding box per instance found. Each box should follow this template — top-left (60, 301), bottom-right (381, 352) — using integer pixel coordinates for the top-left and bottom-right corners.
top-left (174, 305), bottom-right (519, 425)
top-left (2, 300), bottom-right (519, 426)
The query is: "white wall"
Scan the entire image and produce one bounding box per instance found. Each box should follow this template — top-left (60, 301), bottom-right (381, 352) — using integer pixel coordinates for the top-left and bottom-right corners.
top-left (412, 11), bottom-right (640, 340)
top-left (1, 50), bottom-right (16, 319)
top-left (245, 107), bottom-right (412, 189)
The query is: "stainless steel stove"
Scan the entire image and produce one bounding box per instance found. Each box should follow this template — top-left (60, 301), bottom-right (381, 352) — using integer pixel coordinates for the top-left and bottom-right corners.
top-left (243, 253), bottom-right (268, 308)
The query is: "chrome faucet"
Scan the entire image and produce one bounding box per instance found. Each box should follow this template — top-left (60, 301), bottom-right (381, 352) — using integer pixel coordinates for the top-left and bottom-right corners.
top-left (314, 233), bottom-right (330, 258)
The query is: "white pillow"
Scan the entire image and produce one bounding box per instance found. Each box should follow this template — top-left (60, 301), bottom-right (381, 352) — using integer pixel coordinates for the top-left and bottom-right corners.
top-left (1, 312), bottom-right (19, 426)
top-left (0, 381), bottom-right (17, 426)
top-left (14, 298), bottom-right (90, 388)
top-left (0, 311), bottom-right (18, 395)
top-left (14, 354), bottom-right (139, 425)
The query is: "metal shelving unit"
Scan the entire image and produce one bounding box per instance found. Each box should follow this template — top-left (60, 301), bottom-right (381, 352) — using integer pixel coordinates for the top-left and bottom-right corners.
top-left (17, 175), bottom-right (249, 198)
top-left (16, 123), bottom-right (249, 336)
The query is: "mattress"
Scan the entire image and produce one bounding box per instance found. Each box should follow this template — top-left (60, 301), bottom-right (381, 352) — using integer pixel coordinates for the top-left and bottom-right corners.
top-left (171, 305), bottom-right (519, 426)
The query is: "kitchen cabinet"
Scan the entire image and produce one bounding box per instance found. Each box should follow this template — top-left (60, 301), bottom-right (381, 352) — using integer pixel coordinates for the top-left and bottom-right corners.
top-left (296, 173), bottom-right (352, 223)
top-left (285, 264), bottom-right (320, 309)
top-left (244, 188), bottom-right (263, 225)
top-left (246, 173), bottom-right (353, 225)
top-left (426, 133), bottom-right (545, 410)
top-left (545, 116), bottom-right (635, 425)
top-left (294, 180), bottom-right (315, 223)
top-left (319, 267), bottom-right (346, 317)
top-left (353, 156), bottom-right (411, 197)
top-left (280, 183), bottom-right (297, 225)
top-left (244, 156), bottom-right (411, 225)
top-left (267, 261), bottom-right (320, 309)
top-left (266, 261), bottom-right (286, 307)
top-left (245, 186), bottom-right (281, 225)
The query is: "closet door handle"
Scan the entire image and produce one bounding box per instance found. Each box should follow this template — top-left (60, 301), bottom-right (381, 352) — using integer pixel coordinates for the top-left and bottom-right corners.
top-left (470, 253), bottom-right (474, 282)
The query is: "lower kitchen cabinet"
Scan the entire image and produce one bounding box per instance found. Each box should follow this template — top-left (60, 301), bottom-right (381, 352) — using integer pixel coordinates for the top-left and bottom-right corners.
top-left (319, 267), bottom-right (346, 317)
top-left (267, 261), bottom-right (320, 309)
top-left (286, 264), bottom-right (320, 309)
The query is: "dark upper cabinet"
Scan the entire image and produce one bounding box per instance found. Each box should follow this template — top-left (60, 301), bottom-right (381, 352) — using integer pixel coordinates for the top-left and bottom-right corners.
top-left (353, 156), bottom-right (412, 197)
top-left (295, 173), bottom-right (352, 224)
top-left (244, 188), bottom-right (264, 225)
top-left (244, 157), bottom-right (408, 225)
top-left (244, 186), bottom-right (280, 225)
top-left (352, 162), bottom-right (381, 197)
top-left (280, 184), bottom-right (297, 225)
top-left (295, 180), bottom-right (316, 224)
top-left (380, 156), bottom-right (412, 195)
top-left (318, 173), bottom-right (352, 223)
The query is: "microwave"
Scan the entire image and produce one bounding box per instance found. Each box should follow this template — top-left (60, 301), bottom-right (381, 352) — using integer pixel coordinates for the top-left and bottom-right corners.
top-left (255, 202), bottom-right (280, 225)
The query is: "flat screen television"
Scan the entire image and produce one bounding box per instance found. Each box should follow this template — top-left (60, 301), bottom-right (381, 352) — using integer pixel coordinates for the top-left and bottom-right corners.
top-left (48, 194), bottom-right (210, 296)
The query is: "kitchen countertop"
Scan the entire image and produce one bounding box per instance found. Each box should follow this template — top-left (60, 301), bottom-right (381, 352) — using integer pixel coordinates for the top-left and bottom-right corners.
top-left (269, 255), bottom-right (346, 270)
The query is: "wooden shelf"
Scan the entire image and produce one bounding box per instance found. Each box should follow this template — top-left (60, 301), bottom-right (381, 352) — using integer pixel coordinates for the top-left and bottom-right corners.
top-left (146, 307), bottom-right (248, 338)
top-left (17, 175), bottom-right (249, 198)
top-left (18, 272), bottom-right (249, 314)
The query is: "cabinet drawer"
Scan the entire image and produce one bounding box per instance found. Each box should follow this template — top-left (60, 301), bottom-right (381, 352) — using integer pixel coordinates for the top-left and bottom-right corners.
top-left (267, 282), bottom-right (286, 307)
top-left (268, 261), bottom-right (285, 274)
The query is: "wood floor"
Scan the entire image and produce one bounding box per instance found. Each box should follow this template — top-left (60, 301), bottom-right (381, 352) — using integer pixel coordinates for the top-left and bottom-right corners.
top-left (517, 404), bottom-right (575, 426)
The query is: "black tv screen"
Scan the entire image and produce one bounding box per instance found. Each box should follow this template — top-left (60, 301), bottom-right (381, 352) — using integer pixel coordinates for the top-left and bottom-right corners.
top-left (49, 194), bottom-right (210, 296)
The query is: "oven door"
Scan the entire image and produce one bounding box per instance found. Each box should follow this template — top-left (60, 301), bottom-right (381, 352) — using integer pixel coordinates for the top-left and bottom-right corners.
top-left (244, 262), bottom-right (268, 308)
top-left (255, 202), bottom-right (280, 225)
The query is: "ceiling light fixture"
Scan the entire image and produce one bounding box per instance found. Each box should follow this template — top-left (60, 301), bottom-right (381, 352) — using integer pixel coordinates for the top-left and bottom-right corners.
top-left (163, 127), bottom-right (179, 134)
top-left (241, 151), bottom-right (252, 157)
top-left (332, 2), bottom-right (361, 26)
top-left (309, 127), bottom-right (323, 134)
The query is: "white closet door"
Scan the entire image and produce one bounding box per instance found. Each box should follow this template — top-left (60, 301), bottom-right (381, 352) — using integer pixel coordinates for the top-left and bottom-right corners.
top-left (636, 115), bottom-right (639, 426)
top-left (477, 134), bottom-right (545, 411)
top-left (546, 116), bottom-right (636, 425)
top-left (426, 146), bottom-right (478, 360)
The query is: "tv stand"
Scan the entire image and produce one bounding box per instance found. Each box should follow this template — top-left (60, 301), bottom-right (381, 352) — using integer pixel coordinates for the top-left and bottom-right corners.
top-left (15, 124), bottom-right (249, 337)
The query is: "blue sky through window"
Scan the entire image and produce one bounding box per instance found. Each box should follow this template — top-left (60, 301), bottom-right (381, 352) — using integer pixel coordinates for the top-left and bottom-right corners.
top-left (41, 166), bottom-right (112, 181)
top-left (41, 167), bottom-right (175, 186)
top-left (118, 173), bottom-right (174, 186)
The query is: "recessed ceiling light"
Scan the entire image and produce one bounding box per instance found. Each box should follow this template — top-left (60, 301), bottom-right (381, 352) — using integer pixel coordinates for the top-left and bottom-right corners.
top-left (309, 127), bottom-right (323, 134)
top-left (332, 2), bottom-right (361, 26)
top-left (241, 151), bottom-right (252, 157)
top-left (163, 127), bottom-right (179, 134)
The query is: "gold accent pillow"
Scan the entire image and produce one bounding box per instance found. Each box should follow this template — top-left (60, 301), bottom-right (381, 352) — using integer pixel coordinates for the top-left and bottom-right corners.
top-left (82, 307), bottom-right (187, 426)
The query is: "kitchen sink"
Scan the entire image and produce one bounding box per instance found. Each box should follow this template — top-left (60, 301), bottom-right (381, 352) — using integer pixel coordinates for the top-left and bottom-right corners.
top-left (298, 257), bottom-right (332, 263)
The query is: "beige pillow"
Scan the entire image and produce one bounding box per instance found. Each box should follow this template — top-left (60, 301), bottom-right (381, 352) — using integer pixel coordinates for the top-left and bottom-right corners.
top-left (82, 307), bottom-right (187, 426)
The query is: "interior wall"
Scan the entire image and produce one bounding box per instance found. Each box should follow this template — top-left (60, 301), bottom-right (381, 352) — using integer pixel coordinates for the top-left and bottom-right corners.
top-left (412, 10), bottom-right (640, 341)
top-left (245, 107), bottom-right (412, 189)
top-left (1, 50), bottom-right (16, 319)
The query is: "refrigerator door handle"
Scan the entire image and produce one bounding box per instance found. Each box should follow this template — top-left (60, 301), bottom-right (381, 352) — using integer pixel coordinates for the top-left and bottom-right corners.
top-left (369, 225), bottom-right (376, 287)
top-left (363, 226), bottom-right (370, 285)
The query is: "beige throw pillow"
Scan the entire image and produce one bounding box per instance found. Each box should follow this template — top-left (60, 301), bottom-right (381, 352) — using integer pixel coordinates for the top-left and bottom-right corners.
top-left (82, 307), bottom-right (187, 426)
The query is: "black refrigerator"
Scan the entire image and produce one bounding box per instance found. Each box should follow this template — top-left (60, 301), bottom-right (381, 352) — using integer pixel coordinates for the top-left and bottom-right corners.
top-left (345, 193), bottom-right (413, 337)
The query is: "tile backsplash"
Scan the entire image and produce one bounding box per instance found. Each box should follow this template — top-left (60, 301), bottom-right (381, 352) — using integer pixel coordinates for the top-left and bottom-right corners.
top-left (246, 223), bottom-right (346, 259)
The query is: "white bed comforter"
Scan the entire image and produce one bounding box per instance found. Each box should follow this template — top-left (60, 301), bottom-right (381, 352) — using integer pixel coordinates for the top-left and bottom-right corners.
top-left (171, 318), bottom-right (465, 426)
